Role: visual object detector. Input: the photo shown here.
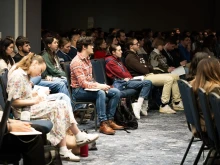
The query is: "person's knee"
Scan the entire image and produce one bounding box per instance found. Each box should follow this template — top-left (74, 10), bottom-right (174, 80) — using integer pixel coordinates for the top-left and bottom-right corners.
top-left (164, 76), bottom-right (174, 83)
top-left (143, 80), bottom-right (152, 87)
top-left (110, 88), bottom-right (121, 98)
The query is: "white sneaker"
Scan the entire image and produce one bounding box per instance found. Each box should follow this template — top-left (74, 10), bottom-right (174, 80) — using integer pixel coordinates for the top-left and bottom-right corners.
top-left (60, 149), bottom-right (80, 162)
top-left (159, 105), bottom-right (176, 114)
top-left (132, 103), bottom-right (141, 119)
top-left (76, 132), bottom-right (99, 147)
top-left (141, 100), bottom-right (148, 116)
top-left (173, 101), bottom-right (184, 110)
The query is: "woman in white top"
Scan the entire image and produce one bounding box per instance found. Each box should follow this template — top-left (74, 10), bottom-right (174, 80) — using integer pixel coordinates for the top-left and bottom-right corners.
top-left (0, 37), bottom-right (15, 72)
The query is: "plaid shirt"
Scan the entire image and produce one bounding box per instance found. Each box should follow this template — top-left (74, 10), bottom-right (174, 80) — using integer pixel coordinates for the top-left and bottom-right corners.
top-left (70, 53), bottom-right (98, 88)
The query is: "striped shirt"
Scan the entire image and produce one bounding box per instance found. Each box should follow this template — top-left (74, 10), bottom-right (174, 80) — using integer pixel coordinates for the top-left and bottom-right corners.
top-left (70, 53), bottom-right (98, 88)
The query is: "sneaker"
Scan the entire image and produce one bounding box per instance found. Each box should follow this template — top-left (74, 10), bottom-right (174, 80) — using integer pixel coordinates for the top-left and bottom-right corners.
top-left (173, 101), bottom-right (184, 110)
top-left (159, 105), bottom-right (176, 114)
top-left (60, 149), bottom-right (80, 162)
top-left (132, 103), bottom-right (141, 119)
top-left (76, 132), bottom-right (99, 147)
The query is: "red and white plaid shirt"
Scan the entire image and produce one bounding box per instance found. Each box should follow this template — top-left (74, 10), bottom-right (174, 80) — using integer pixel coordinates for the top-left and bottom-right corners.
top-left (70, 53), bottom-right (98, 88)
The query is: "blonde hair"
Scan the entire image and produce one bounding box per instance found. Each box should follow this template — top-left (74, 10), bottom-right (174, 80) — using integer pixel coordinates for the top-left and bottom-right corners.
top-left (16, 52), bottom-right (45, 71)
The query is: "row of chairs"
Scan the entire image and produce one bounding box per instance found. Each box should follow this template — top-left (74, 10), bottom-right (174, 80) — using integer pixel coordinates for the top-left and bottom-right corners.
top-left (178, 79), bottom-right (220, 165)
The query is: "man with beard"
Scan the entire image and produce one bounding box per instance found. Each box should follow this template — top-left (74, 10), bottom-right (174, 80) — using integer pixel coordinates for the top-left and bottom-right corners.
top-left (14, 36), bottom-right (31, 63)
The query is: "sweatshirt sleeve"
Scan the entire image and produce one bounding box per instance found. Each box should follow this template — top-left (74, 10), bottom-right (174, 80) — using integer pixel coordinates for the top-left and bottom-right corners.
top-left (125, 54), bottom-right (150, 75)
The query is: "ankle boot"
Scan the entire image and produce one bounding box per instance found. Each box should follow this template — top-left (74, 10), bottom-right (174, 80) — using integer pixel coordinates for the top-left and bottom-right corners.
top-left (99, 121), bottom-right (115, 135)
top-left (108, 120), bottom-right (124, 130)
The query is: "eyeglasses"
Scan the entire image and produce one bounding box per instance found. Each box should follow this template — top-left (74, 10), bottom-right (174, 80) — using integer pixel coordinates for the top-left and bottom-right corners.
top-left (133, 42), bottom-right (139, 46)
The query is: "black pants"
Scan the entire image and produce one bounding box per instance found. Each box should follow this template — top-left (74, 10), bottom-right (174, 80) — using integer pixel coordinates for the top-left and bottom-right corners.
top-left (0, 125), bottom-right (45, 165)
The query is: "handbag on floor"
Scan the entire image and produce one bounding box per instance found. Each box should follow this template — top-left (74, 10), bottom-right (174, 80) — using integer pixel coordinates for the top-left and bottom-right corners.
top-left (44, 145), bottom-right (63, 165)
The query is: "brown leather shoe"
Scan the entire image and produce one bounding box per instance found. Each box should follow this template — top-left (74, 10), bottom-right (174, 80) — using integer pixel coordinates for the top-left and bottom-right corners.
top-left (108, 120), bottom-right (124, 130)
top-left (99, 121), bottom-right (115, 135)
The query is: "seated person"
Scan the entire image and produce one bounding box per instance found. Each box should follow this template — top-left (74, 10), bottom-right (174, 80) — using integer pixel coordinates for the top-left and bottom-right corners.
top-left (190, 57), bottom-right (220, 135)
top-left (0, 37), bottom-right (15, 72)
top-left (70, 37), bottom-right (123, 135)
top-left (161, 37), bottom-right (187, 68)
top-left (7, 53), bottom-right (99, 162)
top-left (0, 119), bottom-right (45, 165)
top-left (105, 44), bottom-right (152, 119)
top-left (14, 36), bottom-right (70, 97)
top-left (125, 37), bottom-right (184, 114)
top-left (56, 37), bottom-right (72, 63)
top-left (186, 52), bottom-right (209, 81)
top-left (93, 38), bottom-right (107, 59)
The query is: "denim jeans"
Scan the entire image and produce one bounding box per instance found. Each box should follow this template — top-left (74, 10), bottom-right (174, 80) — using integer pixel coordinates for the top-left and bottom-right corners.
top-left (37, 78), bottom-right (70, 97)
top-left (72, 88), bottom-right (120, 122)
top-left (114, 80), bottom-right (152, 99)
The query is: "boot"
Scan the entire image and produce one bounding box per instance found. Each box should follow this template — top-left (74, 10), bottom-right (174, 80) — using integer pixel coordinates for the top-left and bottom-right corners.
top-left (108, 120), bottom-right (124, 130)
top-left (99, 121), bottom-right (115, 135)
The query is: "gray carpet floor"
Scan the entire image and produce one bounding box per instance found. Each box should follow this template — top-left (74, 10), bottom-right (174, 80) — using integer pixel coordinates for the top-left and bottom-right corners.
top-left (62, 110), bottom-right (208, 165)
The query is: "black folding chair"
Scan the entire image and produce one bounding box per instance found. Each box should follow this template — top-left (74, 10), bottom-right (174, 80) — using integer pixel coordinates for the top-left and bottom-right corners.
top-left (178, 79), bottom-right (207, 165)
top-left (209, 92), bottom-right (220, 163)
top-left (198, 88), bottom-right (219, 165)
top-left (0, 87), bottom-right (21, 165)
top-left (63, 62), bottom-right (97, 131)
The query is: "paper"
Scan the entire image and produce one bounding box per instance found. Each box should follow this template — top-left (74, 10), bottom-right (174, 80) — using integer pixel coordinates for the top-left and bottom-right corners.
top-left (132, 76), bottom-right (144, 81)
top-left (84, 88), bottom-right (100, 91)
top-left (10, 128), bottom-right (42, 136)
top-left (33, 85), bottom-right (49, 99)
top-left (171, 66), bottom-right (186, 76)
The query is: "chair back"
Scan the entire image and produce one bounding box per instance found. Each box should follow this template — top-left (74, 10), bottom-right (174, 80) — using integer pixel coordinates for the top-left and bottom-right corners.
top-left (177, 80), bottom-right (195, 128)
top-left (0, 69), bottom-right (8, 102)
top-left (198, 88), bottom-right (217, 145)
top-left (62, 62), bottom-right (72, 95)
top-left (0, 98), bottom-right (12, 147)
top-left (91, 58), bottom-right (108, 84)
top-left (209, 92), bottom-right (220, 141)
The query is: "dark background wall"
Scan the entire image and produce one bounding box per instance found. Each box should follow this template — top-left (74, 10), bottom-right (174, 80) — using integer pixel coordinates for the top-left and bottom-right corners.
top-left (42, 0), bottom-right (218, 33)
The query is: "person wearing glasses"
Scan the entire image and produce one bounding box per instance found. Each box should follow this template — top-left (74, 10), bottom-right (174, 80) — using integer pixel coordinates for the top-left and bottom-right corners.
top-left (125, 37), bottom-right (184, 114)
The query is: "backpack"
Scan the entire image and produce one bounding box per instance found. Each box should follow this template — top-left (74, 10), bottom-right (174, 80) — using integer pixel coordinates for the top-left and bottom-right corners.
top-left (114, 100), bottom-right (138, 130)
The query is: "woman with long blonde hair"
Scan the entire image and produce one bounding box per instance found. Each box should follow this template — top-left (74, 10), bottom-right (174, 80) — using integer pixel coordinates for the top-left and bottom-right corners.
top-left (7, 53), bottom-right (99, 162)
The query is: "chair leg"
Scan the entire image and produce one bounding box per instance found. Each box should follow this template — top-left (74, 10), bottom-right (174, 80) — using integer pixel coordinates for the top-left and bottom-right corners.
top-left (79, 111), bottom-right (86, 124)
top-left (203, 148), bottom-right (214, 165)
top-left (210, 150), bottom-right (218, 165)
top-left (94, 108), bottom-right (97, 131)
top-left (194, 142), bottom-right (205, 165)
top-left (180, 136), bottom-right (194, 165)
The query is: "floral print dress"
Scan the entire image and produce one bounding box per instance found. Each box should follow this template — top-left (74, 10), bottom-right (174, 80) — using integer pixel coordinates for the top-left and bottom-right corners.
top-left (7, 68), bottom-right (77, 145)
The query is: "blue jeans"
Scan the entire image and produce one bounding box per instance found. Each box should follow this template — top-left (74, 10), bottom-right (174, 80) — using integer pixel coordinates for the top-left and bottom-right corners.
top-left (114, 80), bottom-right (152, 99)
top-left (38, 78), bottom-right (70, 97)
top-left (72, 88), bottom-right (120, 122)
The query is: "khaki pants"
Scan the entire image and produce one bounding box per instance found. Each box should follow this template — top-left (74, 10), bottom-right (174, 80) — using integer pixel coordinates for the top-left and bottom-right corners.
top-left (144, 73), bottom-right (181, 104)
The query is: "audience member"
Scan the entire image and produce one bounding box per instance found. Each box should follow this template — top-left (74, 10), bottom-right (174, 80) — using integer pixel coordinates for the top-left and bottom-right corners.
top-left (70, 37), bottom-right (123, 135)
top-left (105, 44), bottom-right (152, 119)
top-left (125, 37), bottom-right (184, 114)
top-left (7, 53), bottom-right (99, 162)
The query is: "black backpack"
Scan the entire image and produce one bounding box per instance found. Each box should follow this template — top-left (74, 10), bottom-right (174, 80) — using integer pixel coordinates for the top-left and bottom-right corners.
top-left (114, 101), bottom-right (138, 130)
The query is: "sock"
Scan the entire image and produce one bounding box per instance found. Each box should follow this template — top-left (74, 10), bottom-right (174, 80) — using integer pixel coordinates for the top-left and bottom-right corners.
top-left (137, 97), bottom-right (144, 107)
top-left (75, 131), bottom-right (83, 140)
top-left (174, 101), bottom-right (180, 105)
top-left (59, 146), bottom-right (68, 152)
top-left (161, 103), bottom-right (168, 107)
